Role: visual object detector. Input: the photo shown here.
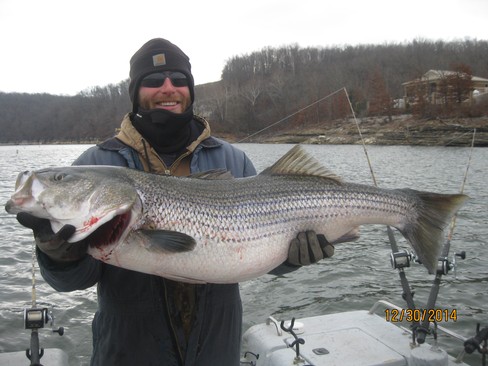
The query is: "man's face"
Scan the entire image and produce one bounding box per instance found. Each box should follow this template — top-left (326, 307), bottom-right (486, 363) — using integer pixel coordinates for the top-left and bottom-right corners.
top-left (138, 71), bottom-right (191, 114)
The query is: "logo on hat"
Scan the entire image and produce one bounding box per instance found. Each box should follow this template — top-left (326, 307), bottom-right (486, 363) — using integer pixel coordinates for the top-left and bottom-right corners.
top-left (153, 53), bottom-right (166, 67)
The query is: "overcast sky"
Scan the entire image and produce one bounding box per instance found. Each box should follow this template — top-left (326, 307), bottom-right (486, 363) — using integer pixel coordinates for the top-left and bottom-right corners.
top-left (1, 0), bottom-right (487, 96)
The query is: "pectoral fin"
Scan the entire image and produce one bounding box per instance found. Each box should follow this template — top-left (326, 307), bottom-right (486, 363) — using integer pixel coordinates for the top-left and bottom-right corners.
top-left (139, 230), bottom-right (196, 253)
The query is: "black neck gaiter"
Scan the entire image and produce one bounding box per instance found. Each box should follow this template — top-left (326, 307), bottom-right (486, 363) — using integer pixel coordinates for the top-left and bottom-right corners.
top-left (131, 106), bottom-right (194, 154)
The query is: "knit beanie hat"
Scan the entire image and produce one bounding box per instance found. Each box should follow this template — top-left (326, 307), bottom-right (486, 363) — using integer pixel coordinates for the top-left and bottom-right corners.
top-left (129, 38), bottom-right (195, 112)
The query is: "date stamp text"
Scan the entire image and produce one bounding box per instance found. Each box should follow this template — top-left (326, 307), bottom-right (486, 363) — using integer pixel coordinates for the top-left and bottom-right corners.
top-left (385, 308), bottom-right (457, 323)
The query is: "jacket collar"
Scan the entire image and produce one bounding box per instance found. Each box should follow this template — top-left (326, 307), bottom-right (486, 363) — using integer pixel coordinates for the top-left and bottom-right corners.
top-left (115, 113), bottom-right (214, 174)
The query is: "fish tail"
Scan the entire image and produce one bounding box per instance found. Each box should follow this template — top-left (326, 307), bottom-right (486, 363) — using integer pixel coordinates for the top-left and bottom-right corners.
top-left (399, 190), bottom-right (468, 273)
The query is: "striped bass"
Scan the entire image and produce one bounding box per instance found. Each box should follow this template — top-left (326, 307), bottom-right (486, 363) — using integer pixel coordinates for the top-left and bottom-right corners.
top-left (5, 145), bottom-right (468, 283)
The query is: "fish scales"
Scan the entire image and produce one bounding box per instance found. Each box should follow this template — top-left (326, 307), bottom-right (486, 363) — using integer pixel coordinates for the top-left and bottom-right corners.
top-left (5, 145), bottom-right (468, 283)
top-left (136, 175), bottom-right (409, 236)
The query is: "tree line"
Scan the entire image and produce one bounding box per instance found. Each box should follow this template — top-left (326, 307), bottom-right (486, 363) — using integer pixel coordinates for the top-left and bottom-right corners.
top-left (1, 39), bottom-right (487, 144)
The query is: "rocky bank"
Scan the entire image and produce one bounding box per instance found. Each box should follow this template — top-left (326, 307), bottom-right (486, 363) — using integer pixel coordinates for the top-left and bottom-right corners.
top-left (245, 115), bottom-right (488, 147)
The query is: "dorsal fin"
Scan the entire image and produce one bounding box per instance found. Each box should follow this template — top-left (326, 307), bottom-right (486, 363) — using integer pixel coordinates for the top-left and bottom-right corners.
top-left (260, 145), bottom-right (342, 183)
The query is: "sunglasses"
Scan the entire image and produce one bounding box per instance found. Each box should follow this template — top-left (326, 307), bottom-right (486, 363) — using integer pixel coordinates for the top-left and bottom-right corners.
top-left (140, 71), bottom-right (189, 88)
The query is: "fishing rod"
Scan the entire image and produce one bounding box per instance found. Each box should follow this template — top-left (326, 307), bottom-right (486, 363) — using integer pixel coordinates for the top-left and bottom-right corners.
top-left (236, 86), bottom-right (482, 364)
top-left (415, 129), bottom-right (475, 345)
top-left (346, 87), bottom-right (475, 347)
top-left (24, 241), bottom-right (64, 366)
top-left (342, 87), bottom-right (418, 314)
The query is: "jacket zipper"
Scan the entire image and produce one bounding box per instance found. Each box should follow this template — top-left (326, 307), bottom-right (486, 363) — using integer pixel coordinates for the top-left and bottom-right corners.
top-left (141, 138), bottom-right (191, 176)
top-left (167, 151), bottom-right (191, 176)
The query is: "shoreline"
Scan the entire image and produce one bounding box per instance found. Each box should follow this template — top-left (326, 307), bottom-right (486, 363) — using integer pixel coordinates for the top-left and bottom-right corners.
top-left (2, 115), bottom-right (487, 147)
top-left (232, 115), bottom-right (488, 147)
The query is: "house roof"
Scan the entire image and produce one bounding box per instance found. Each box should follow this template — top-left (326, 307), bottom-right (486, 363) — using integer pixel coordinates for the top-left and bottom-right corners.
top-left (402, 69), bottom-right (488, 86)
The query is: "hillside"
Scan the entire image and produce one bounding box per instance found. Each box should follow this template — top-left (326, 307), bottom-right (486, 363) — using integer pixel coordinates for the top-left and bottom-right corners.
top-left (1, 40), bottom-right (488, 144)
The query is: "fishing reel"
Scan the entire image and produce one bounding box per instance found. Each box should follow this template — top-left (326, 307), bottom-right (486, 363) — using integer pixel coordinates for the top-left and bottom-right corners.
top-left (390, 250), bottom-right (466, 277)
top-left (464, 323), bottom-right (488, 355)
top-left (24, 307), bottom-right (64, 365)
top-left (24, 307), bottom-right (64, 335)
top-left (390, 250), bottom-right (413, 269)
top-left (436, 251), bottom-right (466, 276)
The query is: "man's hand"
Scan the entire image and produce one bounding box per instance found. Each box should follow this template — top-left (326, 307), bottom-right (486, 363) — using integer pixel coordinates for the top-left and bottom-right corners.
top-left (17, 212), bottom-right (87, 263)
top-left (287, 231), bottom-right (334, 266)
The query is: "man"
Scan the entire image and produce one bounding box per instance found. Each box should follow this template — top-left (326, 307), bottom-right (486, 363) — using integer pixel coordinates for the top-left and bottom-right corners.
top-left (17, 38), bottom-right (333, 366)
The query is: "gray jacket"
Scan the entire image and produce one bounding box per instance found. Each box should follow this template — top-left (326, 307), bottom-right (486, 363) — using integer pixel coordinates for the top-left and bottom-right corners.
top-left (37, 134), bottom-right (257, 366)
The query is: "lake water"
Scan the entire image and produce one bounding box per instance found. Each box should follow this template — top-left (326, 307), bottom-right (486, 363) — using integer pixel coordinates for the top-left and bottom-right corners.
top-left (0, 143), bottom-right (486, 366)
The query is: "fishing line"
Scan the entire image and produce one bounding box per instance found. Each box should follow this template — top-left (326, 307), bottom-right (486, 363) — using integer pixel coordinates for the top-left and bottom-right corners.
top-left (343, 87), bottom-right (379, 187)
top-left (343, 87), bottom-right (418, 314)
top-left (26, 240), bottom-right (43, 365)
top-left (445, 129), bottom-right (477, 147)
top-left (237, 88), bottom-right (345, 143)
top-left (31, 241), bottom-right (37, 308)
top-left (343, 88), bottom-right (401, 251)
top-left (443, 128), bottom-right (476, 256)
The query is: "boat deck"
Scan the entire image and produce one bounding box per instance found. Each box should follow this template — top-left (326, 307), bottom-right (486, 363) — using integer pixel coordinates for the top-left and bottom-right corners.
top-left (241, 305), bottom-right (469, 366)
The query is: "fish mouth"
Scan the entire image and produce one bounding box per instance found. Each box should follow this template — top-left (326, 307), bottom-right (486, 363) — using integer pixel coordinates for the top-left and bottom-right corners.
top-left (87, 211), bottom-right (132, 249)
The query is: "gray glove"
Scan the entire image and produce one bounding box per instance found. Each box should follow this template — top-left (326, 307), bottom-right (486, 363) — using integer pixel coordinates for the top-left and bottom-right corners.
top-left (17, 212), bottom-right (87, 263)
top-left (287, 230), bottom-right (334, 266)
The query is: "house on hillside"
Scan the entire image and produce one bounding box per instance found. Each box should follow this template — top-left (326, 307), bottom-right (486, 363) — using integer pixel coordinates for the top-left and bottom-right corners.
top-left (402, 69), bottom-right (488, 105)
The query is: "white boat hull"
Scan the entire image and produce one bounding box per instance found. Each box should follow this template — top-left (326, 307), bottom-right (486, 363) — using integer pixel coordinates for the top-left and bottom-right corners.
top-left (241, 306), bottom-right (469, 366)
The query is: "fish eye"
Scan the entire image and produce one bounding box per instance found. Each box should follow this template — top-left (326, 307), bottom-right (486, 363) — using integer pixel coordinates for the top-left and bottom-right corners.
top-left (54, 172), bottom-right (67, 181)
